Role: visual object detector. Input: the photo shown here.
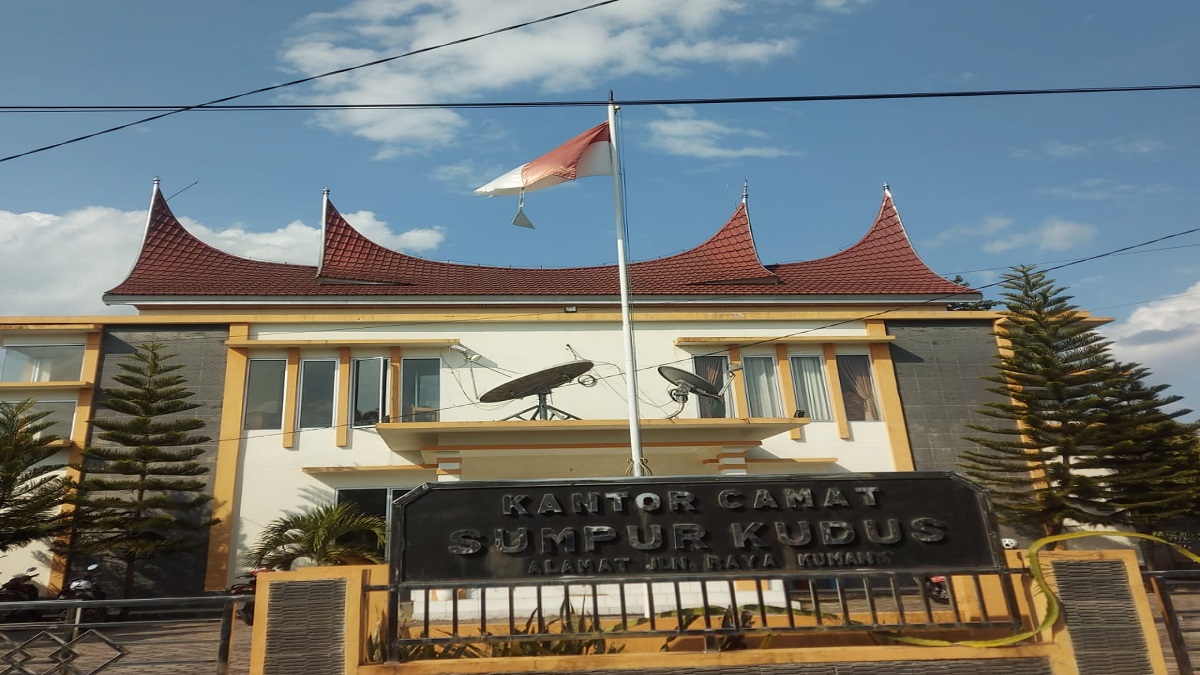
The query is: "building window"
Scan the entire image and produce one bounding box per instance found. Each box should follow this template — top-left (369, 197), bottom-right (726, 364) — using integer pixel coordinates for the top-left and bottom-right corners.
top-left (789, 355), bottom-right (833, 421)
top-left (742, 355), bottom-right (783, 418)
top-left (335, 486), bottom-right (413, 555)
top-left (0, 345), bottom-right (84, 383)
top-left (401, 358), bottom-right (440, 422)
top-left (298, 360), bottom-right (337, 429)
top-left (2, 399), bottom-right (75, 439)
top-left (244, 359), bottom-right (286, 430)
top-left (351, 357), bottom-right (389, 426)
top-left (836, 354), bottom-right (880, 422)
top-left (693, 355), bottom-right (731, 418)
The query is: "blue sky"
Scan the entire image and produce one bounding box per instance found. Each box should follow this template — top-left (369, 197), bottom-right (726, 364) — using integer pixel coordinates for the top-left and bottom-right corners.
top-left (2, 1), bottom-right (1199, 412)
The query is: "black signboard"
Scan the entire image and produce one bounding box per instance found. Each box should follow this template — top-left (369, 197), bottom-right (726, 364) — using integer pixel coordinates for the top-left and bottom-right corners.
top-left (390, 473), bottom-right (1002, 584)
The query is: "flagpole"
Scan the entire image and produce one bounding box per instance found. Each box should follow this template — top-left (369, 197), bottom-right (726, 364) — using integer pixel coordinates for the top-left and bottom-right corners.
top-left (607, 94), bottom-right (645, 477)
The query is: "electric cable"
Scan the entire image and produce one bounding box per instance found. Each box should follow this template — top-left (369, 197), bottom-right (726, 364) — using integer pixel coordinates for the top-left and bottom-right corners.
top-left (0, 0), bottom-right (623, 164)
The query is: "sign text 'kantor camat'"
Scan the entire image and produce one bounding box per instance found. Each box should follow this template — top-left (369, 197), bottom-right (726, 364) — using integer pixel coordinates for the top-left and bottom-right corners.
top-left (389, 473), bottom-right (1002, 584)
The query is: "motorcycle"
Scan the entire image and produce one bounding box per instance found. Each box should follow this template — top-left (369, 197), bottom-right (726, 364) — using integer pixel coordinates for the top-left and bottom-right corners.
top-left (58, 563), bottom-right (108, 623)
top-left (924, 575), bottom-right (950, 604)
top-left (0, 567), bottom-right (41, 623)
top-left (229, 569), bottom-right (267, 625)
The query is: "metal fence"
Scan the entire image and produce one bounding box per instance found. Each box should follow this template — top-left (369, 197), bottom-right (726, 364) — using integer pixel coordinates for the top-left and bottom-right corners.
top-left (0, 595), bottom-right (245, 675)
top-left (1147, 570), bottom-right (1200, 675)
top-left (382, 567), bottom-right (1030, 661)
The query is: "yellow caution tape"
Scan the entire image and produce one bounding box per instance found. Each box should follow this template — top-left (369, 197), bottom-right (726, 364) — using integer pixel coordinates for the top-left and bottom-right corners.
top-left (874, 531), bottom-right (1200, 648)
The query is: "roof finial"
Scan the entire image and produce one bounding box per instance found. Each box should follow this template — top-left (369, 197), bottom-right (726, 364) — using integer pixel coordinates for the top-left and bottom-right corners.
top-left (323, 187), bottom-right (330, 197)
top-left (882, 182), bottom-right (890, 194)
top-left (741, 179), bottom-right (749, 204)
top-left (153, 176), bottom-right (160, 188)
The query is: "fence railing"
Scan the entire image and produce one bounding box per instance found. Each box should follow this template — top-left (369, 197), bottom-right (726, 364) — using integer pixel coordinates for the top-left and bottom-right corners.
top-left (0, 595), bottom-right (244, 675)
top-left (380, 567), bottom-right (1031, 661)
top-left (1146, 570), bottom-right (1200, 675)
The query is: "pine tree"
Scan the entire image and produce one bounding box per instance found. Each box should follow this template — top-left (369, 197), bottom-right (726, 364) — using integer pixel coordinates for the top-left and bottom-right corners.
top-left (64, 343), bottom-right (218, 598)
top-left (0, 400), bottom-right (71, 552)
top-left (1089, 362), bottom-right (1200, 527)
top-left (961, 266), bottom-right (1200, 539)
top-left (961, 266), bottom-right (1129, 537)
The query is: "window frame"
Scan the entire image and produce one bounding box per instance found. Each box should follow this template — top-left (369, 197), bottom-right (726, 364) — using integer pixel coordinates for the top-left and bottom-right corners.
top-left (351, 357), bottom-right (389, 427)
top-left (297, 359), bottom-right (338, 430)
top-left (692, 354), bottom-right (732, 418)
top-left (788, 354), bottom-right (834, 422)
top-left (400, 357), bottom-right (441, 423)
top-left (243, 358), bottom-right (287, 431)
top-left (835, 353), bottom-right (881, 422)
top-left (742, 354), bottom-right (783, 418)
top-left (0, 344), bottom-right (85, 383)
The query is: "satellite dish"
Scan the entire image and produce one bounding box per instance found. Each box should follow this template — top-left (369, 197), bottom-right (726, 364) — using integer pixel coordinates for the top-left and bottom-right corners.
top-left (658, 366), bottom-right (721, 399)
top-left (658, 365), bottom-right (727, 420)
top-left (480, 360), bottom-right (594, 420)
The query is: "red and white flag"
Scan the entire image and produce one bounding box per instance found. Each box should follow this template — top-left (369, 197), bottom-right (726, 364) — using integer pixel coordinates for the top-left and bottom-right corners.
top-left (475, 121), bottom-right (613, 197)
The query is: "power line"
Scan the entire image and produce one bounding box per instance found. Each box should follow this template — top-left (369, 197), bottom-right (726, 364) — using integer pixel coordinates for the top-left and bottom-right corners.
top-left (3, 83), bottom-right (1198, 114)
top-left (0, 0), bottom-right (622, 165)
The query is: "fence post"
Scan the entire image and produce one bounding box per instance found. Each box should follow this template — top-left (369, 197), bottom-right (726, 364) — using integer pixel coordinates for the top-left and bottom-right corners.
top-left (216, 599), bottom-right (234, 675)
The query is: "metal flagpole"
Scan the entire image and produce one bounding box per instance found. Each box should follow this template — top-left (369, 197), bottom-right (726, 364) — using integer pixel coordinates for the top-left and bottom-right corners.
top-left (607, 93), bottom-right (645, 477)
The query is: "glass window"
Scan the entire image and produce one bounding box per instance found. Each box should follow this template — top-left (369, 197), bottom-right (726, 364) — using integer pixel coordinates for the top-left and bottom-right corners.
top-left (2, 400), bottom-right (76, 440)
top-left (743, 356), bottom-right (783, 418)
top-left (401, 358), bottom-right (440, 422)
top-left (836, 354), bottom-right (880, 422)
top-left (244, 359), bottom-right (286, 430)
top-left (0, 345), bottom-right (84, 383)
top-left (789, 356), bottom-right (833, 422)
top-left (336, 487), bottom-right (413, 557)
top-left (693, 355), bottom-right (731, 418)
top-left (352, 357), bottom-right (389, 426)
top-left (298, 360), bottom-right (337, 429)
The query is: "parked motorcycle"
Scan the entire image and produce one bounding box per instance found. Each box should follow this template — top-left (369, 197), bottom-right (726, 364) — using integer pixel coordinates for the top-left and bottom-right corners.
top-left (58, 563), bottom-right (108, 623)
top-left (924, 575), bottom-right (950, 604)
top-left (229, 569), bottom-right (267, 625)
top-left (0, 567), bottom-right (41, 623)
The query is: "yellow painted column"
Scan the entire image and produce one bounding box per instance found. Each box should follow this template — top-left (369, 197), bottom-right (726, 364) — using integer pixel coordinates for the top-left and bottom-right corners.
top-left (49, 330), bottom-right (103, 592)
top-left (205, 324), bottom-right (250, 591)
top-left (282, 348), bottom-right (299, 449)
top-left (775, 343), bottom-right (804, 441)
top-left (822, 343), bottom-right (850, 439)
top-left (869, 342), bottom-right (914, 471)
top-left (388, 347), bottom-right (402, 423)
top-left (336, 347), bottom-right (351, 447)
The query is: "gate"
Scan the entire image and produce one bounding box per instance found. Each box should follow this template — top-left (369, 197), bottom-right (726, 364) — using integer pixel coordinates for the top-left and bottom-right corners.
top-left (0, 595), bottom-right (245, 675)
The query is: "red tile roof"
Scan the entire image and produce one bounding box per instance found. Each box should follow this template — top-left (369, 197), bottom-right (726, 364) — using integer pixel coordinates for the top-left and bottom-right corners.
top-left (105, 186), bottom-right (973, 304)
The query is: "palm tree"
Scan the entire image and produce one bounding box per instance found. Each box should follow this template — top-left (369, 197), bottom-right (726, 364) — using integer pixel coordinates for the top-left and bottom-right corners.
top-left (243, 502), bottom-right (386, 570)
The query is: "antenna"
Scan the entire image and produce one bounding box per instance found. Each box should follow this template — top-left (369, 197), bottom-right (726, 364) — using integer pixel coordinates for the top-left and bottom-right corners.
top-left (658, 366), bottom-right (723, 419)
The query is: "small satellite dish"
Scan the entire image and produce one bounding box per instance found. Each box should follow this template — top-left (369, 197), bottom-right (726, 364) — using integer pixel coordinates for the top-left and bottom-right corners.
top-left (658, 366), bottom-right (721, 398)
top-left (658, 366), bottom-right (725, 420)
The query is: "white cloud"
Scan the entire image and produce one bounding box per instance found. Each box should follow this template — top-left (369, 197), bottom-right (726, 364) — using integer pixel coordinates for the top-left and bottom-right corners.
top-left (1106, 281), bottom-right (1200, 406)
top-left (646, 108), bottom-right (796, 159)
top-left (279, 1), bottom-right (802, 155)
top-left (0, 206), bottom-right (444, 317)
top-left (1039, 177), bottom-right (1171, 200)
top-left (1012, 138), bottom-right (1165, 160)
top-left (982, 217), bottom-right (1096, 254)
top-left (929, 215), bottom-right (1096, 256)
